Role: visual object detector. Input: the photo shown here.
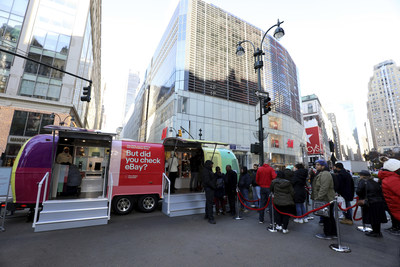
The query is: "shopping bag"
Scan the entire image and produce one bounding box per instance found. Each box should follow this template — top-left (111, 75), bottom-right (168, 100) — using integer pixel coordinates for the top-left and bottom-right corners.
top-left (313, 200), bottom-right (330, 217)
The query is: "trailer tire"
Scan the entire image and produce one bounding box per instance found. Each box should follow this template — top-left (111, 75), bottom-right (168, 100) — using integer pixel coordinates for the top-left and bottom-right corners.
top-left (113, 196), bottom-right (134, 215)
top-left (137, 195), bottom-right (158, 213)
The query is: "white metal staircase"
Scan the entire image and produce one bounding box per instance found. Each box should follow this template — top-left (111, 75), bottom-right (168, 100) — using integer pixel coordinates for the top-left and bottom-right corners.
top-left (162, 192), bottom-right (205, 217)
top-left (34, 198), bottom-right (109, 232)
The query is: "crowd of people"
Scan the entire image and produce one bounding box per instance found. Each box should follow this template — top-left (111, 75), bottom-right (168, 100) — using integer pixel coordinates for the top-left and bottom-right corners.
top-left (200, 157), bottom-right (400, 239)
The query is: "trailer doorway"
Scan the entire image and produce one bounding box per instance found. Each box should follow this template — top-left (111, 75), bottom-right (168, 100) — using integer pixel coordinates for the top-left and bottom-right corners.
top-left (44, 125), bottom-right (114, 200)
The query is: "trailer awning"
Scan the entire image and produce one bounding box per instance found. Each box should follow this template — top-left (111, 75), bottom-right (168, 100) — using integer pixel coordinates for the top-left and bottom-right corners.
top-left (44, 125), bottom-right (115, 141)
top-left (163, 137), bottom-right (228, 148)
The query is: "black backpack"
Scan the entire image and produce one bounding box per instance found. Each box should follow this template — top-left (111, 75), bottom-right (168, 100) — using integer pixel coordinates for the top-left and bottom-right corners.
top-left (216, 176), bottom-right (224, 189)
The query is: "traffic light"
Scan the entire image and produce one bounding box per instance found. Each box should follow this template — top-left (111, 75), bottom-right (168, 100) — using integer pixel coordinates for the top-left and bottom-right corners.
top-left (251, 143), bottom-right (260, 154)
top-left (178, 129), bottom-right (182, 137)
top-left (263, 96), bottom-right (272, 114)
top-left (81, 85), bottom-right (91, 102)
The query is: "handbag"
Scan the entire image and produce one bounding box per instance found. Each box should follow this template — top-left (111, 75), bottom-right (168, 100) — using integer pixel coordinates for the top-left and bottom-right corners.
top-left (313, 200), bottom-right (330, 217)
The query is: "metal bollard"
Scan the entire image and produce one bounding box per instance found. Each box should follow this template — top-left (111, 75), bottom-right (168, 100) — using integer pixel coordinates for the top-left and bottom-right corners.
top-left (234, 186), bottom-right (243, 220)
top-left (268, 193), bottom-right (277, 232)
top-left (329, 197), bottom-right (351, 253)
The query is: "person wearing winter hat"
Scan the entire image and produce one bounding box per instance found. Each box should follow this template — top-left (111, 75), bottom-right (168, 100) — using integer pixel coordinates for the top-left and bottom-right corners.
top-left (311, 159), bottom-right (337, 240)
top-left (356, 169), bottom-right (387, 237)
top-left (378, 157), bottom-right (400, 235)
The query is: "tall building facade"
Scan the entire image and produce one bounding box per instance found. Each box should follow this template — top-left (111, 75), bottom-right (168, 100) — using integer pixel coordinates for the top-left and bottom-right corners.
top-left (301, 94), bottom-right (334, 164)
top-left (124, 0), bottom-right (305, 167)
top-left (327, 113), bottom-right (343, 161)
top-left (124, 69), bottom-right (140, 117)
top-left (0, 0), bottom-right (101, 166)
top-left (367, 60), bottom-right (400, 153)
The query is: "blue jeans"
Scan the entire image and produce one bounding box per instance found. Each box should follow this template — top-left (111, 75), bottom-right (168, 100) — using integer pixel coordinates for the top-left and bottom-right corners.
top-left (252, 186), bottom-right (261, 208)
top-left (295, 203), bottom-right (306, 217)
top-left (343, 200), bottom-right (353, 220)
top-left (258, 187), bottom-right (272, 223)
top-left (240, 188), bottom-right (249, 209)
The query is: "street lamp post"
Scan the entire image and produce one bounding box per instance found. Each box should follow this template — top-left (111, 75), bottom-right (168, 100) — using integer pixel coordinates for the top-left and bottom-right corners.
top-left (236, 19), bottom-right (285, 165)
top-left (50, 113), bottom-right (75, 126)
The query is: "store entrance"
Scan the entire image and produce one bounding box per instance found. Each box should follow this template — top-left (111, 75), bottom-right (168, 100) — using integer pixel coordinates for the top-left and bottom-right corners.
top-left (50, 131), bottom-right (112, 200)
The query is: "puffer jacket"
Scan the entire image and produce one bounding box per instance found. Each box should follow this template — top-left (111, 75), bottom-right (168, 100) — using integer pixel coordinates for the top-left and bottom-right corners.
top-left (311, 170), bottom-right (335, 202)
top-left (292, 168), bottom-right (308, 203)
top-left (378, 170), bottom-right (400, 221)
top-left (271, 178), bottom-right (295, 206)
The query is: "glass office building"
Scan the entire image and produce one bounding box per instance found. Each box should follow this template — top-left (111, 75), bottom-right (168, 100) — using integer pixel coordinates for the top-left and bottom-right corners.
top-left (0, 0), bottom-right (101, 166)
top-left (125, 0), bottom-right (305, 166)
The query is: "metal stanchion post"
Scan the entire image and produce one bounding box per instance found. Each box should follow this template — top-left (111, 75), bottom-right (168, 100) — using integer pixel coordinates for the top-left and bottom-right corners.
top-left (330, 197), bottom-right (351, 253)
top-left (234, 186), bottom-right (243, 220)
top-left (306, 188), bottom-right (314, 220)
top-left (268, 193), bottom-right (277, 232)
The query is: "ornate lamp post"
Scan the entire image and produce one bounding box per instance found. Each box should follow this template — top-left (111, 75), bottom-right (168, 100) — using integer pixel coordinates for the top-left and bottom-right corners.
top-left (236, 19), bottom-right (285, 165)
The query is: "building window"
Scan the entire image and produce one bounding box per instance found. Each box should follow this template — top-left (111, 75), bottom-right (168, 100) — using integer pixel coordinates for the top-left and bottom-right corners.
top-left (178, 96), bottom-right (188, 114)
top-left (9, 110), bottom-right (54, 137)
top-left (307, 103), bottom-right (313, 113)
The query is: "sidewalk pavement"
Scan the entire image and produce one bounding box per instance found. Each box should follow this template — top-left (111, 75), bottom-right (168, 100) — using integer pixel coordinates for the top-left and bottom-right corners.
top-left (0, 207), bottom-right (399, 267)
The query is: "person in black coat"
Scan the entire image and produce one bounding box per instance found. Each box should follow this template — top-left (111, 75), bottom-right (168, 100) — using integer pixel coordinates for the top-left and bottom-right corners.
top-left (334, 163), bottom-right (355, 225)
top-left (238, 166), bottom-right (251, 212)
top-left (214, 166), bottom-right (226, 215)
top-left (292, 163), bottom-right (308, 223)
top-left (356, 170), bottom-right (387, 237)
top-left (225, 165), bottom-right (238, 216)
top-left (203, 160), bottom-right (216, 224)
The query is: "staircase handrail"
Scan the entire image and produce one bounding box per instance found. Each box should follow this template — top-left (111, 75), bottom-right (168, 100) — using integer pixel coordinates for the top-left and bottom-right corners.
top-left (32, 172), bottom-right (49, 229)
top-left (108, 173), bottom-right (113, 220)
top-left (162, 173), bottom-right (171, 215)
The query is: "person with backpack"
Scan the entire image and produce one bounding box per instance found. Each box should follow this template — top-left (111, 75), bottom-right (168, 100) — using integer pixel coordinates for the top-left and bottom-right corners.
top-left (238, 166), bottom-right (252, 213)
top-left (214, 166), bottom-right (226, 215)
top-left (270, 170), bottom-right (295, 233)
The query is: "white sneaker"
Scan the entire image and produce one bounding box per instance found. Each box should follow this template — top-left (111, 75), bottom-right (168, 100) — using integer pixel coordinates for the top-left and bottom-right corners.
top-left (294, 218), bottom-right (300, 223)
top-left (282, 229), bottom-right (289, 234)
top-left (276, 225), bottom-right (282, 231)
top-left (298, 218), bottom-right (304, 224)
top-left (303, 218), bottom-right (309, 223)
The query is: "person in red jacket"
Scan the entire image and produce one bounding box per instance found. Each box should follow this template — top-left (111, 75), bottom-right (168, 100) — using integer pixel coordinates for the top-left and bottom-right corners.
top-left (256, 160), bottom-right (277, 225)
top-left (378, 157), bottom-right (400, 235)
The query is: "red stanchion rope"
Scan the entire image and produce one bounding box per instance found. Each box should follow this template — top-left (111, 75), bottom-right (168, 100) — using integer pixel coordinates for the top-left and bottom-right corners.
top-left (337, 196), bottom-right (359, 211)
top-left (238, 190), bottom-right (260, 202)
top-left (236, 191), bottom-right (270, 211)
top-left (271, 198), bottom-right (333, 219)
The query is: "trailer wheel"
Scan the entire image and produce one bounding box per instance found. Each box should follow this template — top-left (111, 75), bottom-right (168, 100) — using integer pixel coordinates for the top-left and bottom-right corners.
top-left (113, 196), bottom-right (134, 215)
top-left (137, 195), bottom-right (158, 213)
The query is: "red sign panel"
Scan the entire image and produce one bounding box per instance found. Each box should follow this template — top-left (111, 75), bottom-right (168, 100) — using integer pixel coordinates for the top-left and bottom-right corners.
top-left (306, 126), bottom-right (324, 155)
top-left (119, 141), bottom-right (165, 186)
top-left (287, 139), bottom-right (294, 148)
top-left (161, 127), bottom-right (168, 140)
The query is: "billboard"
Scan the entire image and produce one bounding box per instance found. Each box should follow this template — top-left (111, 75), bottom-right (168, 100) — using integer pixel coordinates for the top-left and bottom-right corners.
top-left (306, 126), bottom-right (324, 155)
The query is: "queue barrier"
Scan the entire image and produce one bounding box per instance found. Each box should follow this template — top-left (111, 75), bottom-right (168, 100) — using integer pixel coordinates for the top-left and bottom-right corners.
top-left (236, 189), bottom-right (355, 253)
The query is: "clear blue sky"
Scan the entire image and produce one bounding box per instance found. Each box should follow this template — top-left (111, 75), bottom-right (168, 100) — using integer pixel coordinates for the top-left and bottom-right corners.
top-left (102, 0), bottom-right (400, 152)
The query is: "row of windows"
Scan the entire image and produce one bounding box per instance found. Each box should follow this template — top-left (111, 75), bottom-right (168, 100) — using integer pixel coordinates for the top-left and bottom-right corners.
top-left (9, 110), bottom-right (54, 136)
